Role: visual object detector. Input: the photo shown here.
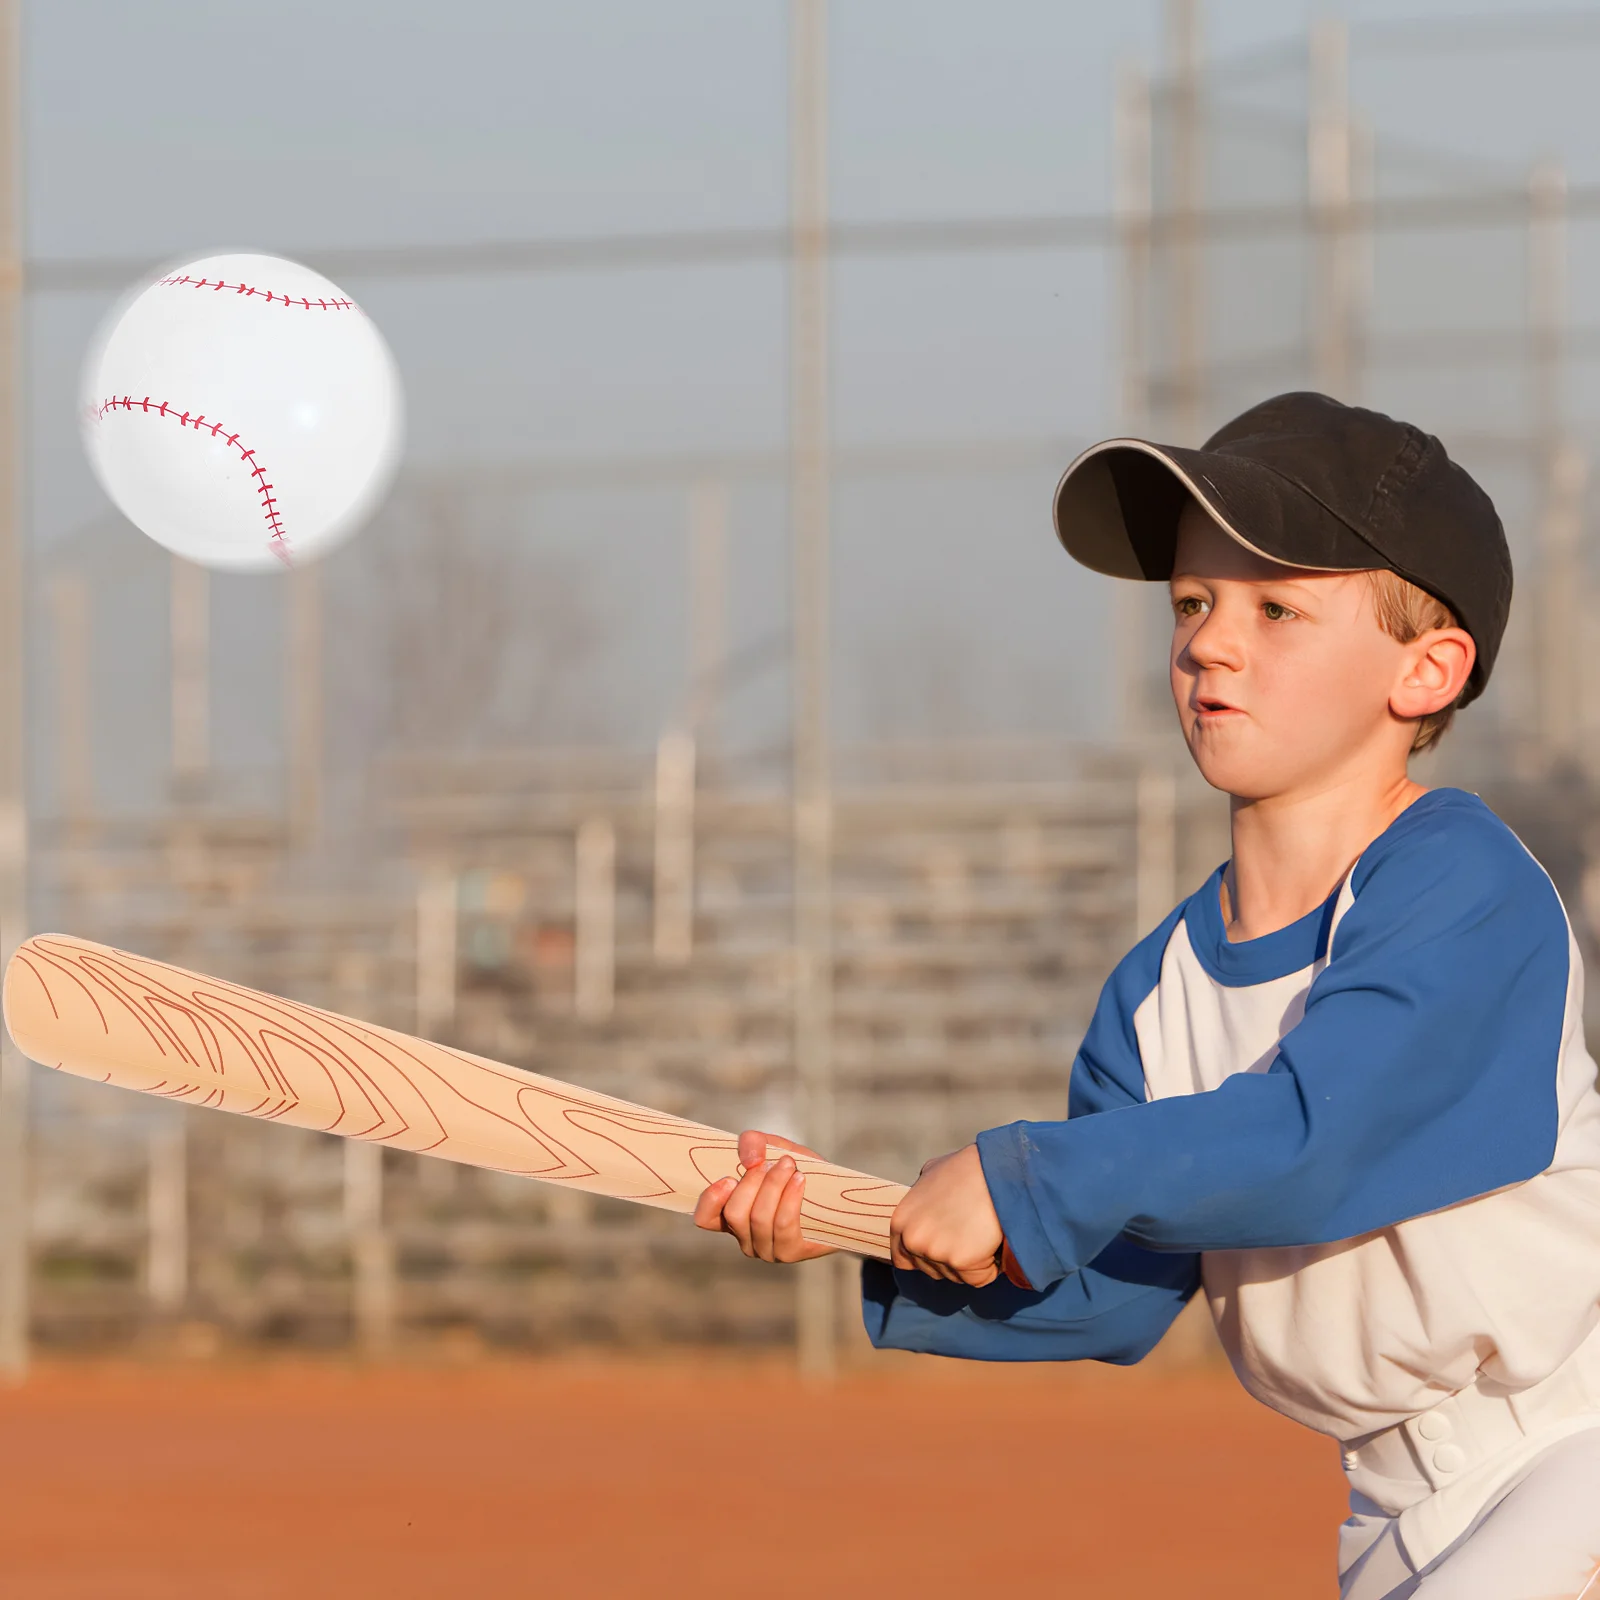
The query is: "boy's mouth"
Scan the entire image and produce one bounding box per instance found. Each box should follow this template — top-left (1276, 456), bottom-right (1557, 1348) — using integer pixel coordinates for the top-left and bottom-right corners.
top-left (1194, 696), bottom-right (1243, 720)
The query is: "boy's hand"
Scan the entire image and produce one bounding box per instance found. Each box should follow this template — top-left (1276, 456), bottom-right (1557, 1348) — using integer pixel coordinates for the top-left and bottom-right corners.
top-left (692, 1129), bottom-right (839, 1263)
top-left (891, 1144), bottom-right (1005, 1287)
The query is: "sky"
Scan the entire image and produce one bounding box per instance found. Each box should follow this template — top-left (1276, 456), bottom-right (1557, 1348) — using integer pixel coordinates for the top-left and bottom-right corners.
top-left (22, 1), bottom-right (1600, 811)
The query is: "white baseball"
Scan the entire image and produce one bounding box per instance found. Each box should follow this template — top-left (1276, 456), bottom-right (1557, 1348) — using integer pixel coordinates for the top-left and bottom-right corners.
top-left (80, 252), bottom-right (403, 573)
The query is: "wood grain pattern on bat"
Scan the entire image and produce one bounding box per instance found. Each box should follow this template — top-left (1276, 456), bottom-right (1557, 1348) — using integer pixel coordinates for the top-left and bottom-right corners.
top-left (2, 934), bottom-right (905, 1258)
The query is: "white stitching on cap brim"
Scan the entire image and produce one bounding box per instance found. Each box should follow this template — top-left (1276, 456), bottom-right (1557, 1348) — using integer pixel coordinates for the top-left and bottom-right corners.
top-left (1054, 437), bottom-right (1353, 574)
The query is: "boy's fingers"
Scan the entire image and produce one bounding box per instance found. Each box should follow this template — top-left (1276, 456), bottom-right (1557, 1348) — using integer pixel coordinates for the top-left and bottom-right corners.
top-left (894, 1233), bottom-right (988, 1285)
top-left (737, 1128), bottom-right (821, 1165)
top-left (772, 1166), bottom-right (808, 1251)
top-left (892, 1234), bottom-right (937, 1279)
top-left (691, 1174), bottom-right (739, 1232)
top-left (746, 1157), bottom-right (797, 1260)
top-left (704, 1135), bottom-right (833, 1265)
top-left (720, 1162), bottom-right (774, 1256)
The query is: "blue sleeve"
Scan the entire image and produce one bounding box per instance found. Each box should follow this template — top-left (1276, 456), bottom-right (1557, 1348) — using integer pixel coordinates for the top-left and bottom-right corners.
top-left (860, 1236), bottom-right (1200, 1364)
top-left (978, 801), bottom-right (1570, 1291)
top-left (863, 905), bottom-right (1205, 1364)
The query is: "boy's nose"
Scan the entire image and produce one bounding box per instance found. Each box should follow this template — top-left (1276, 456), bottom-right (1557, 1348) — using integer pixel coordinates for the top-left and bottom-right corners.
top-left (1181, 608), bottom-right (1246, 672)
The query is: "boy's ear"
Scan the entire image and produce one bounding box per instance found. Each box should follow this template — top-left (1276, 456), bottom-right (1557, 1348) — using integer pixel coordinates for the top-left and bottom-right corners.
top-left (1390, 628), bottom-right (1476, 720)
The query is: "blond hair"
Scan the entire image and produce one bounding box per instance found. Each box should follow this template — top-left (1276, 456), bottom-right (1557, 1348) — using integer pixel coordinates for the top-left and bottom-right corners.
top-left (1365, 570), bottom-right (1462, 753)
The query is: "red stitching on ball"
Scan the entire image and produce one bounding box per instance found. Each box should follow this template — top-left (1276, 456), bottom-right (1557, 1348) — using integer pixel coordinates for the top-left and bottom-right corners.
top-left (93, 395), bottom-right (291, 563)
top-left (157, 273), bottom-right (356, 312)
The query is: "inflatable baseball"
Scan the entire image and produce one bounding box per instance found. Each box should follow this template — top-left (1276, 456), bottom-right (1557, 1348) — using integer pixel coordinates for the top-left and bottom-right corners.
top-left (81, 252), bottom-right (403, 572)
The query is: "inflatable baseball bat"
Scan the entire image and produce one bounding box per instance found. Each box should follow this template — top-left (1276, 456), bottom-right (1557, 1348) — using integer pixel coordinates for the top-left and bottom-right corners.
top-left (1, 934), bottom-right (906, 1258)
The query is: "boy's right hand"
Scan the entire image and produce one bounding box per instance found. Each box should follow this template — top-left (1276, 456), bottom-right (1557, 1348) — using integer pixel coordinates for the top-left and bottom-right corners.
top-left (692, 1129), bottom-right (839, 1263)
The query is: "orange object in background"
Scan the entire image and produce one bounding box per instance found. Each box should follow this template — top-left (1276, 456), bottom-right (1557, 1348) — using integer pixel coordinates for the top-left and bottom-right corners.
top-left (0, 1359), bottom-right (1342, 1599)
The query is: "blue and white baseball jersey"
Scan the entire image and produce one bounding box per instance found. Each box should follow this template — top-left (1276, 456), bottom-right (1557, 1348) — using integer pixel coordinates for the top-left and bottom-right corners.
top-left (863, 788), bottom-right (1600, 1446)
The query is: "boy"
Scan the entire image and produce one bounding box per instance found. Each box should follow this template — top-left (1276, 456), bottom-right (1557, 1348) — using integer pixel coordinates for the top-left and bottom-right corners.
top-left (695, 392), bottom-right (1600, 1598)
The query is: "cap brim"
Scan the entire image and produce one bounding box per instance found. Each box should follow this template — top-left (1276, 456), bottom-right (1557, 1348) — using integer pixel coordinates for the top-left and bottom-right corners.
top-left (1053, 438), bottom-right (1391, 581)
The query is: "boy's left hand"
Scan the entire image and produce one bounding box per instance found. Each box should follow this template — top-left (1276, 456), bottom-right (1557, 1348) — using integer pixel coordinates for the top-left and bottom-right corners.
top-left (891, 1143), bottom-right (1005, 1287)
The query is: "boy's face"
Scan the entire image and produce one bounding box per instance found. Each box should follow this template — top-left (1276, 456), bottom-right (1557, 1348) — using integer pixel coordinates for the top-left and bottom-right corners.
top-left (1167, 501), bottom-right (1452, 802)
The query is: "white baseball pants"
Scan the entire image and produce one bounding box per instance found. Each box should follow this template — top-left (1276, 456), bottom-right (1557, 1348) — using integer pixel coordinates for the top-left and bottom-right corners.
top-left (1339, 1428), bottom-right (1600, 1599)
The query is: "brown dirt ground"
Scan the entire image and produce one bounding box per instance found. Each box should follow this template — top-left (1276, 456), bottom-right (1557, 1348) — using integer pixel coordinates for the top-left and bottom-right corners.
top-left (0, 1355), bottom-right (1344, 1598)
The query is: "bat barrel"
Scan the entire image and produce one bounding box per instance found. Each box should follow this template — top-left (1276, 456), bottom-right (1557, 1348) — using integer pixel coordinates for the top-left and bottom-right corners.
top-left (3, 934), bottom-right (904, 1258)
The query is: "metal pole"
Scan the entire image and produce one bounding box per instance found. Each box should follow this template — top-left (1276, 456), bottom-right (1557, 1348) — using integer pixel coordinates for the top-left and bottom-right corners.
top-left (1167, 0), bottom-right (1205, 445)
top-left (0, 0), bottom-right (28, 1382)
top-left (790, 0), bottom-right (837, 1377)
top-left (1113, 61), bottom-right (1154, 746)
top-left (170, 555), bottom-right (209, 795)
top-left (1539, 444), bottom-right (1586, 759)
top-left (1529, 161), bottom-right (1565, 481)
top-left (145, 1119), bottom-right (188, 1316)
top-left (574, 817), bottom-right (616, 1022)
top-left (1135, 765), bottom-right (1178, 936)
top-left (414, 865), bottom-right (458, 1041)
top-left (48, 571), bottom-right (92, 828)
top-left (1309, 18), bottom-right (1357, 400)
top-left (1529, 161), bottom-right (1578, 760)
top-left (344, 1140), bottom-right (394, 1356)
top-left (688, 479), bottom-right (729, 765)
top-left (653, 729), bottom-right (696, 967)
top-left (1349, 116), bottom-right (1375, 402)
top-left (1114, 63), bottom-right (1153, 433)
top-left (287, 562), bottom-right (322, 845)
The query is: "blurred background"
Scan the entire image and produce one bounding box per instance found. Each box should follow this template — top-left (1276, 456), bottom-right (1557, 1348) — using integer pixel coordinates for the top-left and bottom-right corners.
top-left (0, 1), bottom-right (1597, 1589)
top-left (13, 0), bottom-right (1600, 1363)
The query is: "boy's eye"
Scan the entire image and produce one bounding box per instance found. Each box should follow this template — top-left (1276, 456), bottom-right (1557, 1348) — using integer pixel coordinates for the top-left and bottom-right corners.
top-left (1173, 595), bottom-right (1207, 618)
top-left (1261, 600), bottom-right (1296, 621)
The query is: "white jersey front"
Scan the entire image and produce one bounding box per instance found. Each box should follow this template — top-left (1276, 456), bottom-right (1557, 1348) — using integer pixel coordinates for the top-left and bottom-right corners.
top-left (864, 789), bottom-right (1600, 1572)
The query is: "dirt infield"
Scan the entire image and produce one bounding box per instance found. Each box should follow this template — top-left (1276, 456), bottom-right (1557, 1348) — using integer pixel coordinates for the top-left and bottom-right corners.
top-left (0, 1356), bottom-right (1342, 1597)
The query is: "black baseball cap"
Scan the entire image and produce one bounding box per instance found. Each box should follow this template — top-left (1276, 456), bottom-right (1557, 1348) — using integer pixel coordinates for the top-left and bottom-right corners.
top-left (1052, 391), bottom-right (1512, 705)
